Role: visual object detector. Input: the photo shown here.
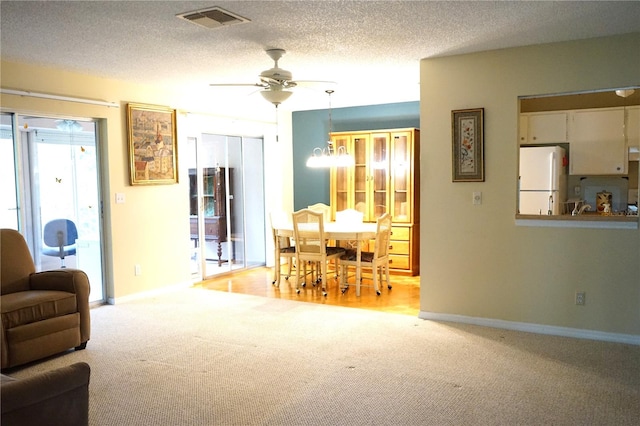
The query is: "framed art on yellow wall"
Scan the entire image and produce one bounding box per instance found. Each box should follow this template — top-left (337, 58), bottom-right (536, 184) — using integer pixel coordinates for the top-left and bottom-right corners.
top-left (452, 108), bottom-right (484, 182)
top-left (127, 103), bottom-right (178, 185)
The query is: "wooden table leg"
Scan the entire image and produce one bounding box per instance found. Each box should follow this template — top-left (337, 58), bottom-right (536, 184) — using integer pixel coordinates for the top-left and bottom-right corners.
top-left (356, 236), bottom-right (362, 296)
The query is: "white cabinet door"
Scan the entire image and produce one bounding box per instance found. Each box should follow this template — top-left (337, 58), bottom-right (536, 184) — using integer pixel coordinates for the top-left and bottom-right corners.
top-left (626, 106), bottom-right (640, 148)
top-left (570, 108), bottom-right (626, 175)
top-left (527, 112), bottom-right (568, 143)
top-left (519, 114), bottom-right (529, 143)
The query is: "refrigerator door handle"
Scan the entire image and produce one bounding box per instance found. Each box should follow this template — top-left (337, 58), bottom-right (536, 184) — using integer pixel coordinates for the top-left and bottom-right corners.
top-left (549, 152), bottom-right (556, 191)
top-left (548, 152), bottom-right (556, 215)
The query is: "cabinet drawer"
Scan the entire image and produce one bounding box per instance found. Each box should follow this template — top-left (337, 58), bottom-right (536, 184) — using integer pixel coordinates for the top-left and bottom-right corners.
top-left (389, 255), bottom-right (409, 270)
top-left (388, 240), bottom-right (409, 255)
top-left (390, 226), bottom-right (410, 241)
top-left (204, 221), bottom-right (219, 235)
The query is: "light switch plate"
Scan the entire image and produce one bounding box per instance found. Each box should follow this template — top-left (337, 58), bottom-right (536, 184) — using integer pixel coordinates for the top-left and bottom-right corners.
top-left (473, 192), bottom-right (482, 205)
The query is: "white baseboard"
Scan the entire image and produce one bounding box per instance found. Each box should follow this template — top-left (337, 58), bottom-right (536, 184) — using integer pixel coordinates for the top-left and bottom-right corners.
top-left (419, 311), bottom-right (640, 346)
top-left (107, 281), bottom-right (193, 305)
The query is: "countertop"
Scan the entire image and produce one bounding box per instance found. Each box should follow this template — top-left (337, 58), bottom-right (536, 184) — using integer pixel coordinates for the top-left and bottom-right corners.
top-left (515, 213), bottom-right (638, 229)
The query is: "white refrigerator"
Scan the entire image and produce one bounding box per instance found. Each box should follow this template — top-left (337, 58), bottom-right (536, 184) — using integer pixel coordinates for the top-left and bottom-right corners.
top-left (519, 146), bottom-right (567, 215)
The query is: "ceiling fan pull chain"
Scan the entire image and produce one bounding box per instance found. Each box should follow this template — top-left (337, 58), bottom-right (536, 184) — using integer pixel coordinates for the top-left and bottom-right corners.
top-left (275, 105), bottom-right (280, 143)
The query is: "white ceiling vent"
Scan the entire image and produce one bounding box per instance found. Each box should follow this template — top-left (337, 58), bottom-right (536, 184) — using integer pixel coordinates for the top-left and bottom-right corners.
top-left (177, 7), bottom-right (250, 29)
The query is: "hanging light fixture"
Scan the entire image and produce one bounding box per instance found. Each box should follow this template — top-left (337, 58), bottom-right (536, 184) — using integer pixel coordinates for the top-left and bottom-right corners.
top-left (260, 88), bottom-right (293, 106)
top-left (615, 88), bottom-right (635, 98)
top-left (306, 90), bottom-right (354, 168)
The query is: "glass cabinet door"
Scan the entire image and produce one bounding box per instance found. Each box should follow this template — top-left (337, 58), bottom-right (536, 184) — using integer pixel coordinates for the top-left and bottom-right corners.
top-left (391, 131), bottom-right (412, 222)
top-left (331, 134), bottom-right (350, 213)
top-left (370, 133), bottom-right (389, 220)
top-left (352, 135), bottom-right (370, 217)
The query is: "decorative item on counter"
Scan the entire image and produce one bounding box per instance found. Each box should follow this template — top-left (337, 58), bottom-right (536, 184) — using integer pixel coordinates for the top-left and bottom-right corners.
top-left (568, 199), bottom-right (582, 215)
top-left (596, 190), bottom-right (613, 215)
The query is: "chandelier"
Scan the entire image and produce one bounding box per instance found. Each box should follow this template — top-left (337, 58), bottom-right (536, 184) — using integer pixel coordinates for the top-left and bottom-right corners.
top-left (306, 90), bottom-right (354, 168)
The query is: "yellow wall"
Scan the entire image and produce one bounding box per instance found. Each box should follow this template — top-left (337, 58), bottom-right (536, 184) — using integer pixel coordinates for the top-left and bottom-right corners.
top-left (419, 33), bottom-right (640, 338)
top-left (1, 61), bottom-right (293, 301)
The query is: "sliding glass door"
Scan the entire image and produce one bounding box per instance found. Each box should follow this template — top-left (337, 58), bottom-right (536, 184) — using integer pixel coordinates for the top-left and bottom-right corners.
top-left (188, 134), bottom-right (265, 279)
top-left (1, 113), bottom-right (105, 303)
top-left (0, 114), bottom-right (19, 229)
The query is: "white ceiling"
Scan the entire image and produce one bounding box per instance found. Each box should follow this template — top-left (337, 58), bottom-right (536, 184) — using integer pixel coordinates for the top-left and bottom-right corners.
top-left (1, 1), bottom-right (639, 118)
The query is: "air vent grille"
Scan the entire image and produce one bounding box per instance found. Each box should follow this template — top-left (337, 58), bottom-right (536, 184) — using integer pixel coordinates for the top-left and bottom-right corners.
top-left (177, 7), bottom-right (250, 29)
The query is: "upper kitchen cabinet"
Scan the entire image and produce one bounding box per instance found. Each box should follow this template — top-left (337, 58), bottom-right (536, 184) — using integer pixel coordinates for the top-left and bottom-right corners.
top-left (626, 106), bottom-right (640, 148)
top-left (569, 108), bottom-right (626, 175)
top-left (519, 112), bottom-right (568, 144)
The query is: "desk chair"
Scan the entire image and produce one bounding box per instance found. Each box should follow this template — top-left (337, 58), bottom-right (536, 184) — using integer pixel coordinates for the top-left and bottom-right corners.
top-left (42, 219), bottom-right (78, 268)
top-left (292, 209), bottom-right (344, 296)
top-left (269, 211), bottom-right (296, 286)
top-left (339, 213), bottom-right (392, 296)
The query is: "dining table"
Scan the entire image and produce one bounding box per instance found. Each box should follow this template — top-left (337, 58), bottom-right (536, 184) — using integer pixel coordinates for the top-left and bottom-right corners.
top-left (273, 221), bottom-right (378, 291)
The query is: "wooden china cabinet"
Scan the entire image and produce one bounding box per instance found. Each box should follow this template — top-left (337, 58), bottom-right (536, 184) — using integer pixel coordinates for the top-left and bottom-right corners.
top-left (189, 167), bottom-right (230, 266)
top-left (329, 128), bottom-right (420, 275)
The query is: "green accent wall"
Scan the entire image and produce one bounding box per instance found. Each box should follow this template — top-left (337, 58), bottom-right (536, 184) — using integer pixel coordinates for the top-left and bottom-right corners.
top-left (292, 102), bottom-right (419, 210)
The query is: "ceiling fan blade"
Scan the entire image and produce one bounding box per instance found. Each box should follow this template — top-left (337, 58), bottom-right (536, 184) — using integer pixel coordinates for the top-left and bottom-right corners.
top-left (293, 80), bottom-right (337, 86)
top-left (209, 83), bottom-right (268, 88)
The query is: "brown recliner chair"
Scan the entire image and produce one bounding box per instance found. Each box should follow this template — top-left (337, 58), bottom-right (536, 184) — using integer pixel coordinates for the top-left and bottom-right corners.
top-left (1, 362), bottom-right (90, 426)
top-left (1, 228), bottom-right (91, 370)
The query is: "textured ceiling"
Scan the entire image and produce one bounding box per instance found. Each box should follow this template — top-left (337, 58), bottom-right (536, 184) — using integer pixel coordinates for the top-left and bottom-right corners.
top-left (1, 1), bottom-right (639, 117)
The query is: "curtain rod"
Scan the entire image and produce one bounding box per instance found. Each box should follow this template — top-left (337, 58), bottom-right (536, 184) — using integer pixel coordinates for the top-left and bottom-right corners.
top-left (0, 88), bottom-right (120, 108)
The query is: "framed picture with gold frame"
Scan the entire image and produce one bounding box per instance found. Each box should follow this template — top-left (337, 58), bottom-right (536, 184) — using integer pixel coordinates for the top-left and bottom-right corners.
top-left (452, 108), bottom-right (484, 182)
top-left (127, 103), bottom-right (178, 185)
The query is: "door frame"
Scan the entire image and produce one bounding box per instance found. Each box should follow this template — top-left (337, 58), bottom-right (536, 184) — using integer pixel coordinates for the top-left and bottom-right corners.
top-left (4, 112), bottom-right (107, 303)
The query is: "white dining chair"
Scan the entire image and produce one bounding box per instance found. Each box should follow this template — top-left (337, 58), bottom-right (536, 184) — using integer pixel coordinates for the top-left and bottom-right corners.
top-left (335, 208), bottom-right (364, 224)
top-left (269, 211), bottom-right (296, 286)
top-left (307, 202), bottom-right (332, 222)
top-left (292, 209), bottom-right (345, 296)
top-left (339, 213), bottom-right (392, 296)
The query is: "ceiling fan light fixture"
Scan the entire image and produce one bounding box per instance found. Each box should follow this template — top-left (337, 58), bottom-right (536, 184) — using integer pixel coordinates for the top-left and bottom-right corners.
top-left (260, 89), bottom-right (293, 106)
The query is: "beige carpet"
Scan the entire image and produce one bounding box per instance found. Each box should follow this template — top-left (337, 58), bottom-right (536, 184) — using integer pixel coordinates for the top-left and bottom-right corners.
top-left (8, 288), bottom-right (640, 425)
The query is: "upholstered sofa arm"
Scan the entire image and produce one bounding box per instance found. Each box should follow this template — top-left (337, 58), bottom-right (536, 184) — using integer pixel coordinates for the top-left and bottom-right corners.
top-left (1, 362), bottom-right (90, 426)
top-left (29, 269), bottom-right (91, 344)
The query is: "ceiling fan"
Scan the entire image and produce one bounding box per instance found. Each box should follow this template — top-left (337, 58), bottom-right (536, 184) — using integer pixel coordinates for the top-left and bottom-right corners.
top-left (210, 48), bottom-right (334, 107)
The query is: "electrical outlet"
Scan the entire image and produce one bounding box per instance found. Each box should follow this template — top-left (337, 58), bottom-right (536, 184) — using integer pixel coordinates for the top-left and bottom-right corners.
top-left (575, 291), bottom-right (585, 305)
top-left (473, 192), bottom-right (482, 205)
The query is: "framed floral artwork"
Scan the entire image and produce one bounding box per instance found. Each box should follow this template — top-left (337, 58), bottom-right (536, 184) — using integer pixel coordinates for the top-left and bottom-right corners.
top-left (452, 108), bottom-right (484, 182)
top-left (127, 103), bottom-right (178, 185)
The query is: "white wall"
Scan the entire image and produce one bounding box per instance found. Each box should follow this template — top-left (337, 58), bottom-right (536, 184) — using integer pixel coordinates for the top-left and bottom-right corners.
top-left (0, 61), bottom-right (294, 300)
top-left (419, 33), bottom-right (640, 341)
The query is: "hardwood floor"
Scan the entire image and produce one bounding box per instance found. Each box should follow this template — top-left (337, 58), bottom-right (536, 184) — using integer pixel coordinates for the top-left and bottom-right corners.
top-left (197, 266), bottom-right (420, 316)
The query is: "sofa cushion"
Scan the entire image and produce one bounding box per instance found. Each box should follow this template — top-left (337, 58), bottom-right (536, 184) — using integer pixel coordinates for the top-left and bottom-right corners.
top-left (340, 249), bottom-right (375, 262)
top-left (1, 290), bottom-right (77, 329)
